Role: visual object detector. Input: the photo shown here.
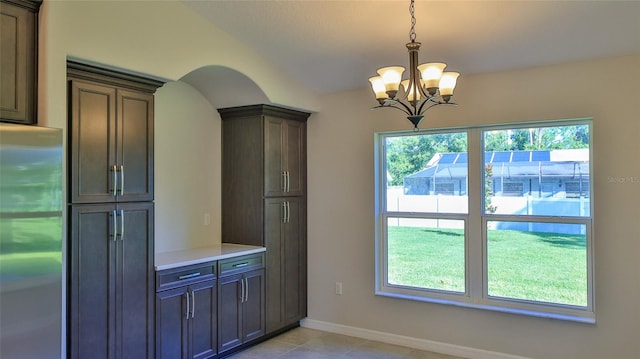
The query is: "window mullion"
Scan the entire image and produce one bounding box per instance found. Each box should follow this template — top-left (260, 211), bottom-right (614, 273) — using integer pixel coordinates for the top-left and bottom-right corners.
top-left (466, 128), bottom-right (484, 301)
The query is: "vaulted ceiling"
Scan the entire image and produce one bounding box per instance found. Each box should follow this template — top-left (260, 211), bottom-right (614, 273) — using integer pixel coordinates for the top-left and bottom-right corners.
top-left (182, 0), bottom-right (640, 95)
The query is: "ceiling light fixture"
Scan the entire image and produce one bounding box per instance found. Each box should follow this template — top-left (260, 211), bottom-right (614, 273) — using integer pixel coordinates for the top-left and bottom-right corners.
top-left (369, 0), bottom-right (460, 130)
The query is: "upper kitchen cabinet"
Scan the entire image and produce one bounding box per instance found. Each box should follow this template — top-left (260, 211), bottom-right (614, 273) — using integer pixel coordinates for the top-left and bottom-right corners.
top-left (0, 0), bottom-right (41, 124)
top-left (220, 104), bottom-right (309, 199)
top-left (264, 115), bottom-right (306, 197)
top-left (67, 61), bottom-right (164, 204)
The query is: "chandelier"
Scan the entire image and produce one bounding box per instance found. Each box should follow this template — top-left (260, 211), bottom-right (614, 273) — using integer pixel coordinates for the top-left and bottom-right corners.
top-left (368, 0), bottom-right (460, 130)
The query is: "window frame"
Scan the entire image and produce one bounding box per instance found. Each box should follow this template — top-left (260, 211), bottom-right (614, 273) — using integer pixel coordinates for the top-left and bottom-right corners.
top-left (374, 119), bottom-right (595, 323)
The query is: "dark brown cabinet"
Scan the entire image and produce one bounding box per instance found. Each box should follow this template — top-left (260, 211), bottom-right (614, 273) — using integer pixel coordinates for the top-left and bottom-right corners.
top-left (67, 61), bottom-right (162, 359)
top-left (0, 0), bottom-right (41, 124)
top-left (68, 202), bottom-right (155, 359)
top-left (156, 263), bottom-right (218, 359)
top-left (219, 104), bottom-right (310, 336)
top-left (264, 197), bottom-right (307, 332)
top-left (264, 115), bottom-right (306, 197)
top-left (68, 72), bottom-right (155, 204)
top-left (217, 254), bottom-right (265, 354)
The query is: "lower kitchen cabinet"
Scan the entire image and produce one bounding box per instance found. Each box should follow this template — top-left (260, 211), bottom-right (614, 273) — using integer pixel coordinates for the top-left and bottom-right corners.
top-left (68, 202), bottom-right (154, 359)
top-left (217, 254), bottom-right (266, 354)
top-left (156, 263), bottom-right (217, 359)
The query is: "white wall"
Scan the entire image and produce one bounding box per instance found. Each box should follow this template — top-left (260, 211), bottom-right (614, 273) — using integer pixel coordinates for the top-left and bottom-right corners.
top-left (153, 81), bottom-right (221, 252)
top-left (307, 55), bottom-right (640, 359)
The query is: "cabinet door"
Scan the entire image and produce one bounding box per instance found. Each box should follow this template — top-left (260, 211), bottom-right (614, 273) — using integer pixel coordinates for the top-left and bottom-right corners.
top-left (69, 204), bottom-right (117, 359)
top-left (283, 120), bottom-right (306, 196)
top-left (117, 202), bottom-right (154, 359)
top-left (69, 80), bottom-right (117, 204)
top-left (156, 287), bottom-right (189, 359)
top-left (189, 280), bottom-right (217, 359)
top-left (68, 203), bottom-right (154, 359)
top-left (242, 269), bottom-right (265, 343)
top-left (264, 116), bottom-right (285, 197)
top-left (217, 274), bottom-right (242, 353)
top-left (264, 198), bottom-right (284, 332)
top-left (116, 89), bottom-right (154, 202)
top-left (0, 1), bottom-right (38, 124)
top-left (264, 117), bottom-right (306, 198)
top-left (282, 198), bottom-right (306, 326)
top-left (264, 198), bottom-right (306, 333)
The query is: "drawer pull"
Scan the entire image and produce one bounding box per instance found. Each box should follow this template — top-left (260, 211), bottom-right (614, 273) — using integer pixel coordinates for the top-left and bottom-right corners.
top-left (233, 262), bottom-right (249, 268)
top-left (178, 272), bottom-right (201, 280)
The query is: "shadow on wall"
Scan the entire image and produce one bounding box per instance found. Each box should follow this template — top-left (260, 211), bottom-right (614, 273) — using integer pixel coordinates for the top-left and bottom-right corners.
top-left (180, 65), bottom-right (270, 109)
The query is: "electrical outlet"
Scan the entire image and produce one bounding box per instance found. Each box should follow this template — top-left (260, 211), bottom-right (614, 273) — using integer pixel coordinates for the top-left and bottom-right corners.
top-left (335, 282), bottom-right (343, 295)
top-left (204, 213), bottom-right (210, 226)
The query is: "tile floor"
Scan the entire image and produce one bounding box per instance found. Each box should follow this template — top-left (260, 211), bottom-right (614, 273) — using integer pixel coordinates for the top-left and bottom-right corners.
top-left (225, 327), bottom-right (465, 359)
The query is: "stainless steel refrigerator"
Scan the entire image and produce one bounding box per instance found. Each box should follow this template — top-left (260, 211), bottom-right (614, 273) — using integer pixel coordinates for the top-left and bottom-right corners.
top-left (0, 123), bottom-right (63, 358)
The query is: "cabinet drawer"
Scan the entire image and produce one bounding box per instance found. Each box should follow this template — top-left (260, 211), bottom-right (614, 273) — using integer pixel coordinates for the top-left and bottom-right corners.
top-left (219, 253), bottom-right (264, 277)
top-left (156, 262), bottom-right (216, 292)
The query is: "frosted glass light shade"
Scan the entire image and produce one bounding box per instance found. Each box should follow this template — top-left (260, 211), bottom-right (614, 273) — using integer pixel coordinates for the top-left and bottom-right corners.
top-left (439, 72), bottom-right (460, 96)
top-left (369, 76), bottom-right (388, 99)
top-left (401, 80), bottom-right (421, 101)
top-left (418, 62), bottom-right (446, 89)
top-left (377, 66), bottom-right (405, 93)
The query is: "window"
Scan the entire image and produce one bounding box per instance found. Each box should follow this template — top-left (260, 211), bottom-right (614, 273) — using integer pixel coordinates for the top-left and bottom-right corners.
top-left (375, 121), bottom-right (594, 322)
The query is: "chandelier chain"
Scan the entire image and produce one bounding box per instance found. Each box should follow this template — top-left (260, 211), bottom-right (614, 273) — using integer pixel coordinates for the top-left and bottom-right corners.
top-left (409, 0), bottom-right (416, 42)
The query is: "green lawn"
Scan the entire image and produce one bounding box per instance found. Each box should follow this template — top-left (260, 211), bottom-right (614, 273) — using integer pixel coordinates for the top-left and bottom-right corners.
top-left (387, 226), bottom-right (587, 306)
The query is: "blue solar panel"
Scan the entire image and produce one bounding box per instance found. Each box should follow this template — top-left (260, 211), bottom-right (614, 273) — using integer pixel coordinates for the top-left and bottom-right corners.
top-left (532, 150), bottom-right (550, 161)
top-left (484, 152), bottom-right (493, 163)
top-left (512, 151), bottom-right (531, 162)
top-left (456, 153), bottom-right (468, 163)
top-left (438, 153), bottom-right (457, 164)
top-left (492, 151), bottom-right (511, 162)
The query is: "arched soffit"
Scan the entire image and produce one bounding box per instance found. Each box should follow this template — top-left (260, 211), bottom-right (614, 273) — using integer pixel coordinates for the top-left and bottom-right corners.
top-left (180, 65), bottom-right (270, 109)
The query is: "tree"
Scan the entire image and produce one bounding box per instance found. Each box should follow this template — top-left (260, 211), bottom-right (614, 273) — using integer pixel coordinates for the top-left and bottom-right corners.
top-left (484, 125), bottom-right (589, 151)
top-left (386, 133), bottom-right (467, 186)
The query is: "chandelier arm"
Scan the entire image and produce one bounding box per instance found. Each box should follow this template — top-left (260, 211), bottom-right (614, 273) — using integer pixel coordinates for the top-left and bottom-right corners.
top-left (417, 101), bottom-right (458, 116)
top-left (371, 102), bottom-right (412, 117)
top-left (388, 99), bottom-right (417, 116)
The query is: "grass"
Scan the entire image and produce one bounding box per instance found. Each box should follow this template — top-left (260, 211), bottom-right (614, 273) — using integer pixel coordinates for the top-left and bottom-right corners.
top-left (387, 225), bottom-right (587, 306)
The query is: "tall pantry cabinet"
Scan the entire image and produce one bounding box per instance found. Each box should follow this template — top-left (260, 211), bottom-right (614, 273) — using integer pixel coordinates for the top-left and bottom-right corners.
top-left (67, 61), bottom-right (163, 359)
top-left (219, 104), bottom-right (310, 336)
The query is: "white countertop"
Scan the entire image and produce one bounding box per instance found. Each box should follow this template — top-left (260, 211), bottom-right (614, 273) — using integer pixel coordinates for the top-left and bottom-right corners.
top-left (155, 243), bottom-right (266, 271)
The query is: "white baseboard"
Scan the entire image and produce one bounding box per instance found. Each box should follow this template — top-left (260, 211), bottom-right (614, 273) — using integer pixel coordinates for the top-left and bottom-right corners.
top-left (300, 318), bottom-right (531, 359)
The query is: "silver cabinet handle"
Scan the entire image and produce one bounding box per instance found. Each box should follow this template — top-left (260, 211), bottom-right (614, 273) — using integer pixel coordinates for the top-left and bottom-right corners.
top-left (120, 209), bottom-right (125, 240)
top-left (191, 289), bottom-right (195, 318)
top-left (285, 201), bottom-right (290, 223)
top-left (112, 210), bottom-right (117, 241)
top-left (185, 291), bottom-right (190, 320)
top-left (285, 171), bottom-right (290, 192)
top-left (112, 165), bottom-right (118, 196)
top-left (119, 165), bottom-right (125, 196)
top-left (282, 171), bottom-right (287, 192)
top-left (244, 277), bottom-right (249, 302)
top-left (178, 272), bottom-right (201, 280)
top-left (282, 202), bottom-right (286, 223)
top-left (232, 262), bottom-right (249, 268)
top-left (240, 278), bottom-right (245, 303)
